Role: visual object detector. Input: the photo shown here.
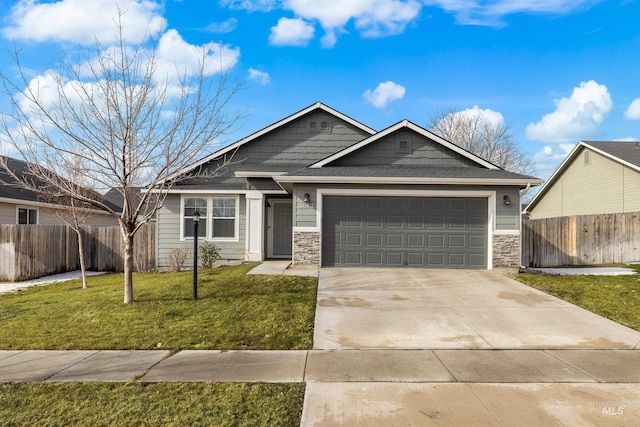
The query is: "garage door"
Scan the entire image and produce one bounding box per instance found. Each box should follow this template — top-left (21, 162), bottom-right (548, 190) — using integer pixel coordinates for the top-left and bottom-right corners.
top-left (322, 196), bottom-right (488, 268)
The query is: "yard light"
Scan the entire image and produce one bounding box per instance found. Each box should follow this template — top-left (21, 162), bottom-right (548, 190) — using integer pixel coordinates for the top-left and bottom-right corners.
top-left (193, 210), bottom-right (200, 300)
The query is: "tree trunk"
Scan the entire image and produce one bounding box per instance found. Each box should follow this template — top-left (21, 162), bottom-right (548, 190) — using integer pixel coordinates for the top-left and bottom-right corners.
top-left (123, 234), bottom-right (134, 304)
top-left (76, 227), bottom-right (88, 289)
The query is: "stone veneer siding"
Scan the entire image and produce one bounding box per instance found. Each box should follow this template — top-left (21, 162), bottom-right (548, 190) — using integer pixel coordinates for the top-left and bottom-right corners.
top-left (493, 233), bottom-right (520, 268)
top-left (293, 231), bottom-right (320, 265)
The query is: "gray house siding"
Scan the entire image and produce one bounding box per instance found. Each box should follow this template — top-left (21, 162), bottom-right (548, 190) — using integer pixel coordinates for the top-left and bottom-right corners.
top-left (229, 111), bottom-right (372, 166)
top-left (291, 184), bottom-right (520, 231)
top-left (293, 185), bottom-right (317, 228)
top-left (331, 129), bottom-right (478, 167)
top-left (157, 194), bottom-right (247, 268)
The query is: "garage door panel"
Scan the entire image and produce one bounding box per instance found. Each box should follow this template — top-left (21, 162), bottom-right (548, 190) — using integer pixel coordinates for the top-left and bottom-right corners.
top-left (407, 234), bottom-right (424, 247)
top-left (386, 234), bottom-right (403, 246)
top-left (322, 196), bottom-right (488, 268)
top-left (367, 216), bottom-right (383, 227)
top-left (386, 253), bottom-right (404, 265)
top-left (345, 233), bottom-right (362, 245)
top-left (366, 252), bottom-right (383, 264)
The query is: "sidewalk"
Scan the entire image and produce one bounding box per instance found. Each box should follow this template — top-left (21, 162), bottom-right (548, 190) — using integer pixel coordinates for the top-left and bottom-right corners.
top-left (2, 348), bottom-right (640, 424)
top-left (0, 271), bottom-right (106, 294)
top-left (2, 348), bottom-right (640, 384)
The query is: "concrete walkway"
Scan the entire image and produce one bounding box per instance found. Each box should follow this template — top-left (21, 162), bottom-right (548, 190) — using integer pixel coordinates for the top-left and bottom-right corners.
top-left (3, 263), bottom-right (640, 425)
top-left (0, 271), bottom-right (106, 294)
top-left (2, 348), bottom-right (640, 384)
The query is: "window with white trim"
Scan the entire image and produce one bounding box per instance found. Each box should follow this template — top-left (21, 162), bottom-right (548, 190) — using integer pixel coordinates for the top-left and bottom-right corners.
top-left (182, 196), bottom-right (239, 240)
top-left (183, 198), bottom-right (207, 238)
top-left (212, 197), bottom-right (236, 238)
top-left (17, 207), bottom-right (38, 224)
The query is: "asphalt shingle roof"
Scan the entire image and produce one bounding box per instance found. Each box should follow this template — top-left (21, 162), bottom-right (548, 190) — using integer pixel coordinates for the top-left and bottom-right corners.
top-left (584, 141), bottom-right (640, 169)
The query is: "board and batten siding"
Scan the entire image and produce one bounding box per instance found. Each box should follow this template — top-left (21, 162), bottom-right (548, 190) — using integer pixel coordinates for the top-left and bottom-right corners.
top-left (292, 184), bottom-right (520, 231)
top-left (529, 148), bottom-right (640, 219)
top-left (156, 194), bottom-right (247, 267)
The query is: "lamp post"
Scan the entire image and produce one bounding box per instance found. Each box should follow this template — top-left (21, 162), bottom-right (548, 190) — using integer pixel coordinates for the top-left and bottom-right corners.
top-left (192, 210), bottom-right (200, 300)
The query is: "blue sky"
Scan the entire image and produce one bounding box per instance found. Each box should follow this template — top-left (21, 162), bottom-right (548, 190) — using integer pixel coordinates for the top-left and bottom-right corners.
top-left (1, 0), bottom-right (639, 180)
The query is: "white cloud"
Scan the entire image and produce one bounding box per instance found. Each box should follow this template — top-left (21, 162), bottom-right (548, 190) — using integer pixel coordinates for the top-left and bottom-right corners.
top-left (269, 17), bottom-right (315, 46)
top-left (205, 18), bottom-right (239, 34)
top-left (525, 80), bottom-right (613, 143)
top-left (363, 81), bottom-right (406, 108)
top-left (224, 0), bottom-right (599, 46)
top-left (2, 0), bottom-right (167, 44)
top-left (446, 105), bottom-right (505, 127)
top-left (532, 143), bottom-right (576, 180)
top-left (425, 0), bottom-right (601, 26)
top-left (624, 98), bottom-right (640, 120)
top-left (248, 68), bottom-right (271, 85)
top-left (220, 0), bottom-right (278, 12)
top-left (155, 30), bottom-right (240, 79)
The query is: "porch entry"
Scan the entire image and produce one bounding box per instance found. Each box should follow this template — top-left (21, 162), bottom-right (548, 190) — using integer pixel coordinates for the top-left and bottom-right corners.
top-left (267, 199), bottom-right (292, 258)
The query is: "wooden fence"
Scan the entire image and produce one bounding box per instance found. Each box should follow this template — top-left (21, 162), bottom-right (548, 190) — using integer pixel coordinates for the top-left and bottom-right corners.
top-left (522, 212), bottom-right (640, 267)
top-left (0, 223), bottom-right (155, 282)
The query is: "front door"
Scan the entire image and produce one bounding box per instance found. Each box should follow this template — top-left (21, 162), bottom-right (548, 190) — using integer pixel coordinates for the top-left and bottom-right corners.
top-left (268, 200), bottom-right (292, 258)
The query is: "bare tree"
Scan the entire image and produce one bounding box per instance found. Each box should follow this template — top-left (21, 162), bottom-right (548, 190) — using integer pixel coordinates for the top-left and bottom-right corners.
top-left (428, 109), bottom-right (533, 175)
top-left (0, 18), bottom-right (242, 303)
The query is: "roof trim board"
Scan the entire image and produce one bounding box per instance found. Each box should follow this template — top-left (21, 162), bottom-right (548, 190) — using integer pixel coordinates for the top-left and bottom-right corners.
top-left (310, 119), bottom-right (500, 170)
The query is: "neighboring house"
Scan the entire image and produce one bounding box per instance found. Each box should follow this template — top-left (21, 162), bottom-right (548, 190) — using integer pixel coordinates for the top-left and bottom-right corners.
top-left (156, 102), bottom-right (542, 270)
top-left (104, 186), bottom-right (156, 221)
top-left (0, 156), bottom-right (118, 226)
top-left (525, 141), bottom-right (640, 220)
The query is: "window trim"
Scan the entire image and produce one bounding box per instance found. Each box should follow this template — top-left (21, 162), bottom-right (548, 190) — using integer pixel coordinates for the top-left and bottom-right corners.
top-left (180, 195), bottom-right (240, 242)
top-left (16, 206), bottom-right (38, 225)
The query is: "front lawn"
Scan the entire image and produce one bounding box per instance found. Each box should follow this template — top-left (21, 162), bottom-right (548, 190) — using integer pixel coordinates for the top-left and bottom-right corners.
top-left (0, 264), bottom-right (317, 350)
top-left (516, 265), bottom-right (640, 331)
top-left (0, 383), bottom-right (304, 427)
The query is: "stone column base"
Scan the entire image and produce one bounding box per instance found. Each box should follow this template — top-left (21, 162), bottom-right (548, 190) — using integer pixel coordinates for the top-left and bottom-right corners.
top-left (293, 231), bottom-right (320, 265)
top-left (493, 233), bottom-right (520, 268)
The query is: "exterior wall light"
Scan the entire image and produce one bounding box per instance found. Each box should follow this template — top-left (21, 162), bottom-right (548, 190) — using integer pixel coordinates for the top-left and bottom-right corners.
top-left (303, 193), bottom-right (311, 203)
top-left (503, 195), bottom-right (511, 206)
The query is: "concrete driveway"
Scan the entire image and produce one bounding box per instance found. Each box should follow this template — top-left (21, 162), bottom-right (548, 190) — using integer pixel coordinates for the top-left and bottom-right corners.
top-left (313, 268), bottom-right (640, 350)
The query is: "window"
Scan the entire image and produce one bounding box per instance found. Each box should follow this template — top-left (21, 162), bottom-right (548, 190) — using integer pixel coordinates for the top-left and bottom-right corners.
top-left (321, 121), bottom-right (329, 129)
top-left (212, 197), bottom-right (236, 238)
top-left (309, 121), bottom-right (317, 129)
top-left (17, 207), bottom-right (37, 224)
top-left (182, 196), bottom-right (238, 240)
top-left (183, 198), bottom-right (207, 238)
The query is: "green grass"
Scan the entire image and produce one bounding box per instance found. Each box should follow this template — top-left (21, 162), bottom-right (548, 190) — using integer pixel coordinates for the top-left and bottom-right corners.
top-left (516, 265), bottom-right (640, 331)
top-left (0, 264), bottom-right (318, 350)
top-left (0, 382), bottom-right (304, 427)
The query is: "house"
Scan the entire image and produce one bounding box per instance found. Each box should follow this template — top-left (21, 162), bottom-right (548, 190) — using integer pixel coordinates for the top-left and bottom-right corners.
top-left (0, 156), bottom-right (118, 226)
top-left (156, 102), bottom-right (542, 270)
top-left (525, 141), bottom-right (640, 219)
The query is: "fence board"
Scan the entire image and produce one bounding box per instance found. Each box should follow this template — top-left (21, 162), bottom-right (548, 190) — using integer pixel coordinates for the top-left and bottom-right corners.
top-left (522, 212), bottom-right (640, 267)
top-left (0, 223), bottom-right (155, 282)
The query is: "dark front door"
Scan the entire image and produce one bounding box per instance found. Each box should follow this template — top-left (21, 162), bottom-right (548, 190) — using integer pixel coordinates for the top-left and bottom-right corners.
top-left (270, 200), bottom-right (292, 257)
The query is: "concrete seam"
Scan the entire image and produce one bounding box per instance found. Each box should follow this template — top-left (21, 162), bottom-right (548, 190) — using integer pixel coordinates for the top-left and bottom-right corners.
top-left (136, 350), bottom-right (174, 381)
top-left (302, 350), bottom-right (309, 382)
top-left (541, 350), bottom-right (600, 383)
top-left (43, 350), bottom-right (99, 381)
top-left (464, 383), bottom-right (502, 424)
top-left (431, 350), bottom-right (459, 383)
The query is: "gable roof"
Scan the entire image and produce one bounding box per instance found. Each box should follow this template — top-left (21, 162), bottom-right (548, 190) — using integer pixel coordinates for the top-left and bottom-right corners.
top-left (525, 140), bottom-right (640, 213)
top-left (310, 119), bottom-right (500, 170)
top-left (0, 156), bottom-right (119, 212)
top-left (167, 102), bottom-right (377, 181)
